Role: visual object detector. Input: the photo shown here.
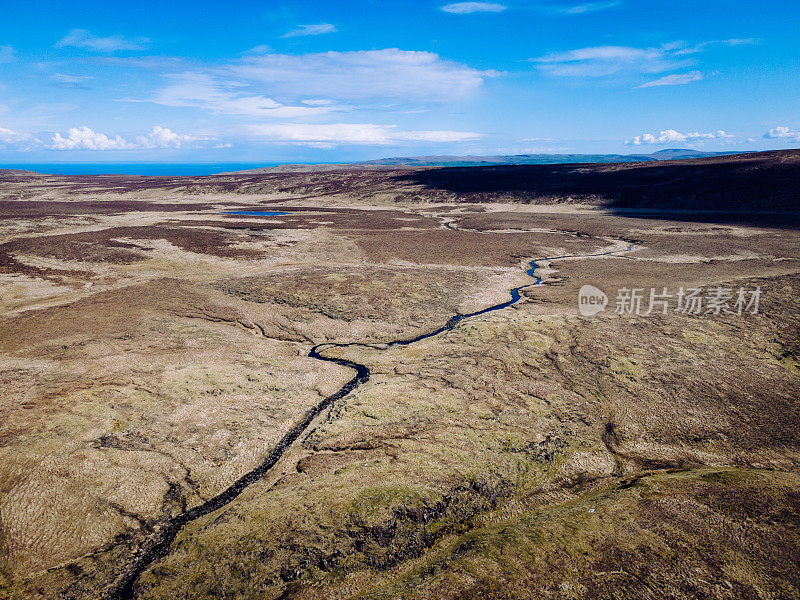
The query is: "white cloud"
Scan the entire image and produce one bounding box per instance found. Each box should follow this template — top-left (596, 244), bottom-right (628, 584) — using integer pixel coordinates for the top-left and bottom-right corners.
top-left (440, 2), bottom-right (507, 14)
top-left (626, 129), bottom-right (734, 145)
top-left (134, 126), bottom-right (197, 148)
top-left (0, 45), bottom-right (16, 63)
top-left (248, 122), bottom-right (481, 146)
top-left (49, 126), bottom-right (131, 150)
top-left (638, 70), bottom-right (703, 88)
top-left (764, 126), bottom-right (800, 141)
top-left (48, 126), bottom-right (198, 150)
top-left (229, 49), bottom-right (489, 103)
top-left (283, 23), bottom-right (337, 38)
top-left (55, 29), bottom-right (149, 52)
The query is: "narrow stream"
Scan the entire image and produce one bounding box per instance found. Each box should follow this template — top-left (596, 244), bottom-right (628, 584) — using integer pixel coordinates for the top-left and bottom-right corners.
top-left (105, 224), bottom-right (635, 599)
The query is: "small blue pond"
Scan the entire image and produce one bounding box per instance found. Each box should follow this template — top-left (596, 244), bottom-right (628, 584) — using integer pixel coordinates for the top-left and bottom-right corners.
top-left (222, 211), bottom-right (289, 216)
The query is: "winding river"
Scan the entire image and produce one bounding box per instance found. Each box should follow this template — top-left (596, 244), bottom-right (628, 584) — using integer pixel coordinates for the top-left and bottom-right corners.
top-left (104, 222), bottom-right (635, 599)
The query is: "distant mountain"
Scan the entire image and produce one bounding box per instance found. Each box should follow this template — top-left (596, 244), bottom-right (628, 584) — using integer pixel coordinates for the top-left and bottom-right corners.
top-left (351, 149), bottom-right (744, 167)
top-left (226, 149), bottom-right (746, 174)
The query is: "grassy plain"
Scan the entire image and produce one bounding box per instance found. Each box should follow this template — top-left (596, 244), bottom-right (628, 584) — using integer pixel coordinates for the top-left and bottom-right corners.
top-left (1, 152), bottom-right (799, 599)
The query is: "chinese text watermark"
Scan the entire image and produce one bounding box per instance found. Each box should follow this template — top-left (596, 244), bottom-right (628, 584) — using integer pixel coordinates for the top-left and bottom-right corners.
top-left (578, 285), bottom-right (761, 317)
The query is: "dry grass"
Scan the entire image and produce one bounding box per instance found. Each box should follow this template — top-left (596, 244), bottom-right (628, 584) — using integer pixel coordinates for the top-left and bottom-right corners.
top-left (0, 159), bottom-right (799, 599)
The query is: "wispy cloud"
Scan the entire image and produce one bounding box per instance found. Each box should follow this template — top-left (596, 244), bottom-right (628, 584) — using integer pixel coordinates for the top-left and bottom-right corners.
top-left (0, 45), bottom-right (16, 63)
top-left (532, 44), bottom-right (693, 77)
top-left (130, 49), bottom-right (491, 151)
top-left (531, 39), bottom-right (750, 78)
top-left (48, 126), bottom-right (198, 150)
top-left (52, 73), bottom-right (94, 83)
top-left (282, 23), bottom-right (337, 38)
top-left (50, 73), bottom-right (95, 89)
top-left (227, 49), bottom-right (490, 103)
top-left (549, 2), bottom-right (622, 15)
top-left (693, 38), bottom-right (759, 50)
top-left (301, 99), bottom-right (334, 106)
top-left (152, 73), bottom-right (331, 118)
top-left (440, 2), bottom-right (507, 14)
top-left (764, 126), bottom-right (800, 141)
top-left (392, 129), bottom-right (482, 142)
top-left (90, 56), bottom-right (186, 69)
top-left (55, 29), bottom-right (149, 52)
top-left (0, 127), bottom-right (31, 146)
top-left (626, 129), bottom-right (733, 145)
top-left (248, 122), bottom-right (481, 146)
top-left (638, 70), bottom-right (703, 88)
top-left (243, 45), bottom-right (272, 55)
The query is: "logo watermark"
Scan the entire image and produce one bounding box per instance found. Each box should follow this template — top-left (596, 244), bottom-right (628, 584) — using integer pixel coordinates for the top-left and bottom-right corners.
top-left (578, 285), bottom-right (609, 316)
top-left (578, 285), bottom-right (761, 317)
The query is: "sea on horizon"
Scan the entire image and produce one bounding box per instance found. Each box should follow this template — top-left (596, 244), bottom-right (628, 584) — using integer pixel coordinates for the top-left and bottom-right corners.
top-left (0, 163), bottom-right (287, 176)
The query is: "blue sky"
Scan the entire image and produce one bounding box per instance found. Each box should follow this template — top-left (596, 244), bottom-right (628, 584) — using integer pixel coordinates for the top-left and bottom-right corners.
top-left (0, 0), bottom-right (798, 162)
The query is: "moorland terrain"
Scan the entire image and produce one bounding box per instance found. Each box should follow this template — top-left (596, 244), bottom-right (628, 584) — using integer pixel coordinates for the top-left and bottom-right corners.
top-left (1, 150), bottom-right (799, 599)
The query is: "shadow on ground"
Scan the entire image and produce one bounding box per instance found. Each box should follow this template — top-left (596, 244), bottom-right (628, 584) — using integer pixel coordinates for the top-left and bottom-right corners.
top-left (390, 149), bottom-right (800, 226)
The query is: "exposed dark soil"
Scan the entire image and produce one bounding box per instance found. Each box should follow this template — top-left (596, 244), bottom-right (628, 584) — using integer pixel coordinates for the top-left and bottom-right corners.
top-left (0, 200), bottom-right (215, 219)
top-left (0, 225), bottom-right (267, 269)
